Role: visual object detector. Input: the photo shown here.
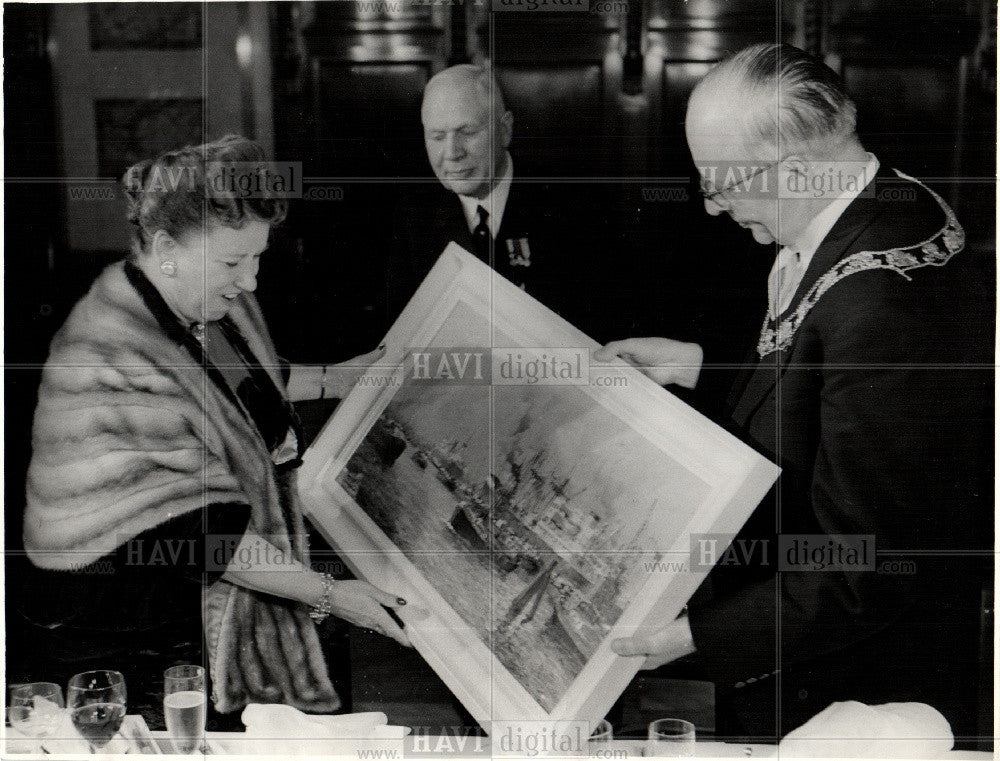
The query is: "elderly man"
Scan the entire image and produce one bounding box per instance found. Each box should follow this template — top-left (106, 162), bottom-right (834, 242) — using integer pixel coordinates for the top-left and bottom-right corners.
top-left (601, 44), bottom-right (991, 742)
top-left (387, 64), bottom-right (615, 337)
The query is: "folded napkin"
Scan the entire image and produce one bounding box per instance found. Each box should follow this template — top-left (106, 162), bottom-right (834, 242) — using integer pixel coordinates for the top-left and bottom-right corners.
top-left (779, 701), bottom-right (954, 758)
top-left (241, 704), bottom-right (409, 754)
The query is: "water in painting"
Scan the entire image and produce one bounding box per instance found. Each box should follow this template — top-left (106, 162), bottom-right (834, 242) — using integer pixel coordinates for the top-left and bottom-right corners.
top-left (337, 300), bottom-right (711, 710)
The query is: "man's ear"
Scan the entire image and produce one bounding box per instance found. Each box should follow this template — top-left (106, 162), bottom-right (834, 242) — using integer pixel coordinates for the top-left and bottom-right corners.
top-left (499, 110), bottom-right (514, 149)
top-left (781, 156), bottom-right (810, 180)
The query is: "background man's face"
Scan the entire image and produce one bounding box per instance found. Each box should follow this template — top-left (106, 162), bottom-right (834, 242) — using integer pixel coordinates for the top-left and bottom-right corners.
top-left (422, 82), bottom-right (511, 199)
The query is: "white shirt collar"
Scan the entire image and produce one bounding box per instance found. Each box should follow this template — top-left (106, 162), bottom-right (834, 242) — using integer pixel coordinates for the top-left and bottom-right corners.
top-left (768, 153), bottom-right (880, 318)
top-left (785, 152), bottom-right (880, 258)
top-left (458, 153), bottom-right (513, 238)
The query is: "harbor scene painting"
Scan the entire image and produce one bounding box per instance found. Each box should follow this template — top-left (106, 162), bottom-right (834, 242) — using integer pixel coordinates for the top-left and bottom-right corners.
top-left (336, 300), bottom-right (713, 711)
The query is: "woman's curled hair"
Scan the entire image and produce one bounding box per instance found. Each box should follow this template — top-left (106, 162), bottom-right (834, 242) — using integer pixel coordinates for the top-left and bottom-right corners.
top-left (121, 134), bottom-right (288, 252)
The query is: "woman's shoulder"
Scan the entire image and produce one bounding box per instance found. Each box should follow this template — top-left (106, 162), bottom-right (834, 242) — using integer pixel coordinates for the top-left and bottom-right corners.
top-left (48, 263), bottom-right (163, 360)
top-left (40, 263), bottom-right (189, 397)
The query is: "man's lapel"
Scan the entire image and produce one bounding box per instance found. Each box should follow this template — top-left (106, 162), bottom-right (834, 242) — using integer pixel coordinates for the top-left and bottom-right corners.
top-left (729, 170), bottom-right (889, 425)
top-left (441, 191), bottom-right (474, 252)
top-left (495, 179), bottom-right (527, 241)
top-left (729, 349), bottom-right (782, 429)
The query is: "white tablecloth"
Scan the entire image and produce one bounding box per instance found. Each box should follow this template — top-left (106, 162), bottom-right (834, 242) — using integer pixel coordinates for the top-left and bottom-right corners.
top-left (4, 719), bottom-right (993, 758)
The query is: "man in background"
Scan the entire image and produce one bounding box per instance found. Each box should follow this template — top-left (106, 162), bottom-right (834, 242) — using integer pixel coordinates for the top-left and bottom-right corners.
top-left (387, 64), bottom-right (620, 339)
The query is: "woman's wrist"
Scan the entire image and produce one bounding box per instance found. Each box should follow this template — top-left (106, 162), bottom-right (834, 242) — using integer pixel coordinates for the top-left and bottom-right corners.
top-left (319, 365), bottom-right (328, 400)
top-left (308, 572), bottom-right (337, 623)
top-left (285, 364), bottom-right (327, 403)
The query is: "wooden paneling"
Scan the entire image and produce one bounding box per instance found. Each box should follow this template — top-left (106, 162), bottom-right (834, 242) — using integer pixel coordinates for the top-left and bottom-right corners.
top-left (827, 0), bottom-right (983, 211)
top-left (298, 4), bottom-right (445, 178)
top-left (843, 61), bottom-right (967, 177)
top-left (497, 65), bottom-right (604, 137)
top-left (496, 63), bottom-right (607, 176)
top-left (48, 2), bottom-right (273, 252)
top-left (268, 0), bottom-right (993, 362)
top-left (483, 15), bottom-right (620, 176)
top-left (313, 61), bottom-right (432, 177)
top-left (272, 3), bottom-right (448, 360)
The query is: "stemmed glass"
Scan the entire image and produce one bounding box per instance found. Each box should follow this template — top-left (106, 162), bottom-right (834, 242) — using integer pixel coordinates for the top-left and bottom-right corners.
top-left (67, 670), bottom-right (127, 753)
top-left (9, 682), bottom-right (65, 753)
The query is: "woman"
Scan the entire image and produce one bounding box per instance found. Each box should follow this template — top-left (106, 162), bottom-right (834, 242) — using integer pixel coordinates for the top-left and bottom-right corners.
top-left (22, 135), bottom-right (408, 720)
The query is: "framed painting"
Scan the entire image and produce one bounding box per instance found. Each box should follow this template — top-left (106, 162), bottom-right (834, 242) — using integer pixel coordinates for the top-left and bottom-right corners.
top-left (299, 243), bottom-right (779, 732)
top-left (94, 98), bottom-right (204, 180)
top-left (88, 3), bottom-right (202, 50)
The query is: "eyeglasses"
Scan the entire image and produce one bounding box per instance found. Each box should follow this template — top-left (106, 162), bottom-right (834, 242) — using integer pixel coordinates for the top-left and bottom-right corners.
top-left (699, 162), bottom-right (776, 204)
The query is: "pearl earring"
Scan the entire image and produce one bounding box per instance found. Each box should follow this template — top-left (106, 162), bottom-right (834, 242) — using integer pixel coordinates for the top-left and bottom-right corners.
top-left (160, 261), bottom-right (177, 277)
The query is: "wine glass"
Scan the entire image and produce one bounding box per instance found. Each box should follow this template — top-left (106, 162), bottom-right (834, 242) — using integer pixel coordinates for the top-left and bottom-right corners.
top-left (67, 670), bottom-right (127, 753)
top-left (589, 719), bottom-right (613, 743)
top-left (9, 682), bottom-right (65, 753)
top-left (163, 665), bottom-right (206, 754)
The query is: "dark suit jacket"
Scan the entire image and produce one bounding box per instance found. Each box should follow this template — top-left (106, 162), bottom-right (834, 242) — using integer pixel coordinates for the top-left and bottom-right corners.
top-left (386, 177), bottom-right (630, 342)
top-left (686, 168), bottom-right (994, 741)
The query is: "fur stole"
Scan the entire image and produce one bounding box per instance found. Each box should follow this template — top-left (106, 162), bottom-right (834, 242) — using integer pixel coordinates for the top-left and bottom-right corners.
top-left (24, 261), bottom-right (340, 714)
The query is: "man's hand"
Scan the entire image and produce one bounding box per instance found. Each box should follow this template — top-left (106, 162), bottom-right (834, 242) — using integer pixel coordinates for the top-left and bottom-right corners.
top-left (594, 338), bottom-right (704, 389)
top-left (328, 579), bottom-right (411, 648)
top-left (611, 616), bottom-right (697, 670)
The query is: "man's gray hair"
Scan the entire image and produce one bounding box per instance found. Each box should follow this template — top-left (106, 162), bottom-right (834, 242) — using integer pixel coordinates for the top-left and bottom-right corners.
top-left (424, 63), bottom-right (509, 115)
top-left (701, 43), bottom-right (857, 152)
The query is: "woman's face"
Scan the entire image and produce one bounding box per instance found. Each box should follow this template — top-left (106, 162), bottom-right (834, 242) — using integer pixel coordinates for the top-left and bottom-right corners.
top-left (159, 220), bottom-right (271, 324)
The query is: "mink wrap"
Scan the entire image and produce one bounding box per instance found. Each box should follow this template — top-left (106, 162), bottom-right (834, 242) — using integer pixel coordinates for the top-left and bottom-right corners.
top-left (23, 261), bottom-right (340, 714)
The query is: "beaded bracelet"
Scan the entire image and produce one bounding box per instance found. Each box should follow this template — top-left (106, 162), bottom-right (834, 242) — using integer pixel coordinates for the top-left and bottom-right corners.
top-left (309, 572), bottom-right (337, 624)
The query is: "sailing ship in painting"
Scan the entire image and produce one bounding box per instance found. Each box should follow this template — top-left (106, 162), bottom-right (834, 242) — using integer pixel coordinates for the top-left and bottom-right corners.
top-left (440, 446), bottom-right (634, 660)
top-left (341, 410), bottom-right (643, 664)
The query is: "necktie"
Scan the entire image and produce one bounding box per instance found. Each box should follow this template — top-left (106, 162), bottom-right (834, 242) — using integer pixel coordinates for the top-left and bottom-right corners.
top-left (472, 205), bottom-right (490, 258)
top-left (768, 247), bottom-right (802, 319)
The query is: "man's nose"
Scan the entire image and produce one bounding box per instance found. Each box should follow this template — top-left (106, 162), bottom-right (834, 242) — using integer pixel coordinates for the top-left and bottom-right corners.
top-left (443, 132), bottom-right (465, 160)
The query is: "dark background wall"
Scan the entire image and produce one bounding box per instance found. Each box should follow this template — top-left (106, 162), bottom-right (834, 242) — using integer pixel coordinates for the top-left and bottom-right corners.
top-left (6, 1), bottom-right (994, 363)
top-left (5, 0), bottom-right (995, 731)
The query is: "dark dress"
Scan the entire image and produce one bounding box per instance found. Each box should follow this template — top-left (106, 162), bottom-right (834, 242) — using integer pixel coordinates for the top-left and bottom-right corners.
top-left (20, 261), bottom-right (305, 730)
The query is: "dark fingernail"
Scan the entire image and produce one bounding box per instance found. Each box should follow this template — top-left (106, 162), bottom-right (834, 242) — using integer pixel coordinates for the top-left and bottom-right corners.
top-left (396, 597), bottom-right (407, 606)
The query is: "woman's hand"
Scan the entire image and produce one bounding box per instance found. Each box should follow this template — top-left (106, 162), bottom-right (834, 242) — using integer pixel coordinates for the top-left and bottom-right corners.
top-left (221, 534), bottom-right (411, 647)
top-left (594, 337), bottom-right (704, 389)
top-left (328, 580), bottom-right (411, 647)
